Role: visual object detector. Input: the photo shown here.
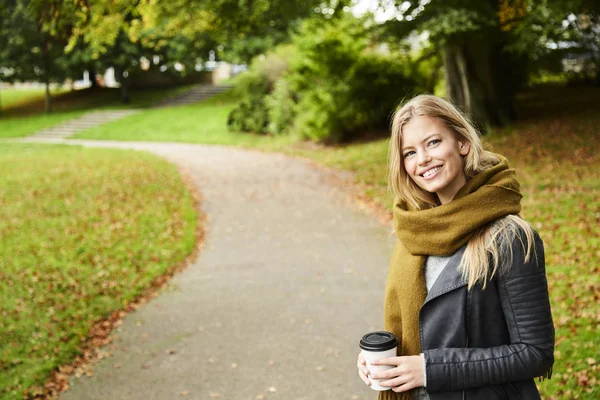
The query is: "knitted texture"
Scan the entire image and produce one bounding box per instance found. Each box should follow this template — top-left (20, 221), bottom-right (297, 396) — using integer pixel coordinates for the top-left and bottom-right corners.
top-left (379, 154), bottom-right (522, 400)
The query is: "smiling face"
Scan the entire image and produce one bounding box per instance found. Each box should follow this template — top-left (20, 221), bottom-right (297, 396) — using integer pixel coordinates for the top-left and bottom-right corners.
top-left (401, 115), bottom-right (470, 205)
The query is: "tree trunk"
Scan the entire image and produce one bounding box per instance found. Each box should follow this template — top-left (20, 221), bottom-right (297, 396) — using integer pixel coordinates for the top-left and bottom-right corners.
top-left (120, 78), bottom-right (130, 104)
top-left (44, 80), bottom-right (52, 113)
top-left (114, 67), bottom-right (130, 103)
top-left (442, 34), bottom-right (518, 131)
top-left (42, 36), bottom-right (52, 113)
top-left (89, 70), bottom-right (98, 88)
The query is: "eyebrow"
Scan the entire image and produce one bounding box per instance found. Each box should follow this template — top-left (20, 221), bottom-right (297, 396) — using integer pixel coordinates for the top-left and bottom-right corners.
top-left (401, 134), bottom-right (439, 151)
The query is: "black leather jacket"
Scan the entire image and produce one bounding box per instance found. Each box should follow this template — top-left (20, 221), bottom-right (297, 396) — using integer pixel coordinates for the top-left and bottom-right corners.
top-left (420, 231), bottom-right (554, 400)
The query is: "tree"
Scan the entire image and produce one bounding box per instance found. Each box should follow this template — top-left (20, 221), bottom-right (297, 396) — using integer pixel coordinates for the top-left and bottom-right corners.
top-left (379, 0), bottom-right (598, 129)
top-left (0, 0), bottom-right (82, 112)
top-left (149, 0), bottom-right (337, 64)
top-left (65, 0), bottom-right (220, 102)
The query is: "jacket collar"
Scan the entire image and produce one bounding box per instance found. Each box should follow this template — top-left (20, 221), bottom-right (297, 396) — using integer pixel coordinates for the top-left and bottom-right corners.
top-left (423, 245), bottom-right (468, 305)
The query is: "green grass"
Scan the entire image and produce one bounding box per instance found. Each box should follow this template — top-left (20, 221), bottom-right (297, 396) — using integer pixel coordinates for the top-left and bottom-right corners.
top-left (0, 85), bottom-right (196, 139)
top-left (0, 88), bottom-right (65, 109)
top-left (73, 84), bottom-right (599, 399)
top-left (1, 85), bottom-right (194, 117)
top-left (0, 143), bottom-right (197, 399)
top-left (0, 111), bottom-right (88, 139)
top-left (75, 89), bottom-right (296, 148)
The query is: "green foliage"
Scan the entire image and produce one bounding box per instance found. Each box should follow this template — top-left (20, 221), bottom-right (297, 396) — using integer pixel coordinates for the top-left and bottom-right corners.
top-left (0, 0), bottom-right (77, 112)
top-left (265, 78), bottom-right (296, 135)
top-left (227, 45), bottom-right (298, 135)
top-left (228, 13), bottom-right (423, 142)
top-left (150, 0), bottom-right (328, 64)
top-left (421, 8), bottom-right (496, 43)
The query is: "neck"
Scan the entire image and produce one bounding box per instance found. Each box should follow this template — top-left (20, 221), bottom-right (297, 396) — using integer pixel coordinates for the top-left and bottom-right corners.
top-left (437, 174), bottom-right (467, 205)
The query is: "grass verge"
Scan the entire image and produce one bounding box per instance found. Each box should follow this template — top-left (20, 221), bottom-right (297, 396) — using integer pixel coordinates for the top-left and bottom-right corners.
top-left (0, 85), bottom-right (195, 139)
top-left (0, 143), bottom-right (198, 399)
top-left (0, 88), bottom-right (65, 109)
top-left (75, 89), bottom-right (297, 148)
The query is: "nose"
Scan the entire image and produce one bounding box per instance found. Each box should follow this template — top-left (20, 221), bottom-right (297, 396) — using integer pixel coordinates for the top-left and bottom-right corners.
top-left (417, 151), bottom-right (431, 166)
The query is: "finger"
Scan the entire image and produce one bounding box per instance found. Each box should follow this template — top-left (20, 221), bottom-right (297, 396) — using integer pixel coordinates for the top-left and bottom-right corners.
top-left (358, 369), bottom-right (371, 386)
top-left (381, 376), bottom-right (411, 390)
top-left (392, 382), bottom-right (415, 393)
top-left (356, 361), bottom-right (369, 377)
top-left (380, 371), bottom-right (413, 387)
top-left (371, 367), bottom-right (400, 380)
top-left (371, 357), bottom-right (401, 366)
top-left (391, 378), bottom-right (418, 393)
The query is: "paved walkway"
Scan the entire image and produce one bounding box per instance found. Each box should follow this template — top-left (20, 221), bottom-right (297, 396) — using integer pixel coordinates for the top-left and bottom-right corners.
top-left (22, 138), bottom-right (395, 400)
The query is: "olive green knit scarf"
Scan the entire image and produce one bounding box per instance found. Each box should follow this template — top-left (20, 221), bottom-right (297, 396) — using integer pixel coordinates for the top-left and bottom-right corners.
top-left (379, 154), bottom-right (522, 400)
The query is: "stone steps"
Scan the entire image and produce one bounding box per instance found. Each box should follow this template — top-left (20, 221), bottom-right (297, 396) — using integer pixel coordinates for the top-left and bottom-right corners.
top-left (27, 84), bottom-right (234, 139)
top-left (29, 110), bottom-right (139, 139)
top-left (151, 84), bottom-right (233, 108)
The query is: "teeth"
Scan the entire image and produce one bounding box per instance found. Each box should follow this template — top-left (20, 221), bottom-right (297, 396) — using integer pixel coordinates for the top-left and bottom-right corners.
top-left (423, 166), bottom-right (441, 177)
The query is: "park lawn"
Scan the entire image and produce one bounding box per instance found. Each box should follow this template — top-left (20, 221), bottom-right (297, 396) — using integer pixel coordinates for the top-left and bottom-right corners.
top-left (0, 111), bottom-right (88, 139)
top-left (0, 143), bottom-right (198, 400)
top-left (2, 85), bottom-right (194, 116)
top-left (73, 84), bottom-right (598, 398)
top-left (0, 85), bottom-right (195, 139)
top-left (74, 89), bottom-right (297, 148)
top-left (0, 88), bottom-right (65, 109)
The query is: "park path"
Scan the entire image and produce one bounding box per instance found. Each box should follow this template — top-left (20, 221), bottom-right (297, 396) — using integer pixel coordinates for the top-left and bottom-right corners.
top-left (28, 84), bottom-right (231, 140)
top-left (24, 138), bottom-right (396, 400)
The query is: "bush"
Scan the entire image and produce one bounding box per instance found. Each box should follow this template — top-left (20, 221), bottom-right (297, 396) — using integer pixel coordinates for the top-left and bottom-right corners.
top-left (227, 45), bottom-right (298, 134)
top-left (282, 14), bottom-right (424, 142)
top-left (228, 12), bottom-right (425, 142)
top-left (265, 78), bottom-right (296, 135)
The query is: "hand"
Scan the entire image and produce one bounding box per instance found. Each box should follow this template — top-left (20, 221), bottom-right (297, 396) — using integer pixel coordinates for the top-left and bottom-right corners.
top-left (370, 355), bottom-right (424, 393)
top-left (357, 351), bottom-right (371, 387)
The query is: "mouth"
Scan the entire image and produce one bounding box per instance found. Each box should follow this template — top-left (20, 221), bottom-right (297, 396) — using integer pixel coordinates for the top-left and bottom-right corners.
top-left (420, 165), bottom-right (443, 180)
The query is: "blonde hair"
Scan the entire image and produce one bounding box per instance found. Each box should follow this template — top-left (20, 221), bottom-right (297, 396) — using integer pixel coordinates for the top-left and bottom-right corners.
top-left (388, 94), bottom-right (535, 289)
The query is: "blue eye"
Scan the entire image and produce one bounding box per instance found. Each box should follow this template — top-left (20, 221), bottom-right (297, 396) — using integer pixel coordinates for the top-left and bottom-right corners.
top-left (404, 150), bottom-right (416, 157)
top-left (428, 139), bottom-right (440, 146)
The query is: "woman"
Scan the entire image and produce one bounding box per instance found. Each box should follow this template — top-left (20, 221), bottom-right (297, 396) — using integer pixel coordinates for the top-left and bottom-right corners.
top-left (356, 95), bottom-right (554, 400)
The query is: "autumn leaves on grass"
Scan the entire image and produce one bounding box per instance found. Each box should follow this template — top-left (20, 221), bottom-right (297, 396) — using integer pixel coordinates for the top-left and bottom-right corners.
top-left (0, 143), bottom-right (198, 400)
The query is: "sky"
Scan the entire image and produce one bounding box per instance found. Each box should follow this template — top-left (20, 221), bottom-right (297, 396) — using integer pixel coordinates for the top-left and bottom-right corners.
top-left (352, 0), bottom-right (404, 22)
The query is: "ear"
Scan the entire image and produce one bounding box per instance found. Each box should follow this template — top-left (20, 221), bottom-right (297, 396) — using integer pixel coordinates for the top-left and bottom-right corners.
top-left (458, 141), bottom-right (470, 156)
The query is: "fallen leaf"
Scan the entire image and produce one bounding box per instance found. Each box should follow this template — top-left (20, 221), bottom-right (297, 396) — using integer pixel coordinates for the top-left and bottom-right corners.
top-left (209, 392), bottom-right (220, 398)
top-left (231, 362), bottom-right (238, 368)
top-left (268, 386), bottom-right (277, 393)
top-left (180, 390), bottom-right (190, 396)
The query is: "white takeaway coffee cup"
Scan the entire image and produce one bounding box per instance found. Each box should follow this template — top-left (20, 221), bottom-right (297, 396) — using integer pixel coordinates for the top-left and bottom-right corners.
top-left (359, 331), bottom-right (398, 391)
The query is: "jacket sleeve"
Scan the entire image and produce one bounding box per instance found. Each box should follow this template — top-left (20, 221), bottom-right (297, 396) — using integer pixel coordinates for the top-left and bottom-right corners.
top-left (423, 230), bottom-right (555, 392)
